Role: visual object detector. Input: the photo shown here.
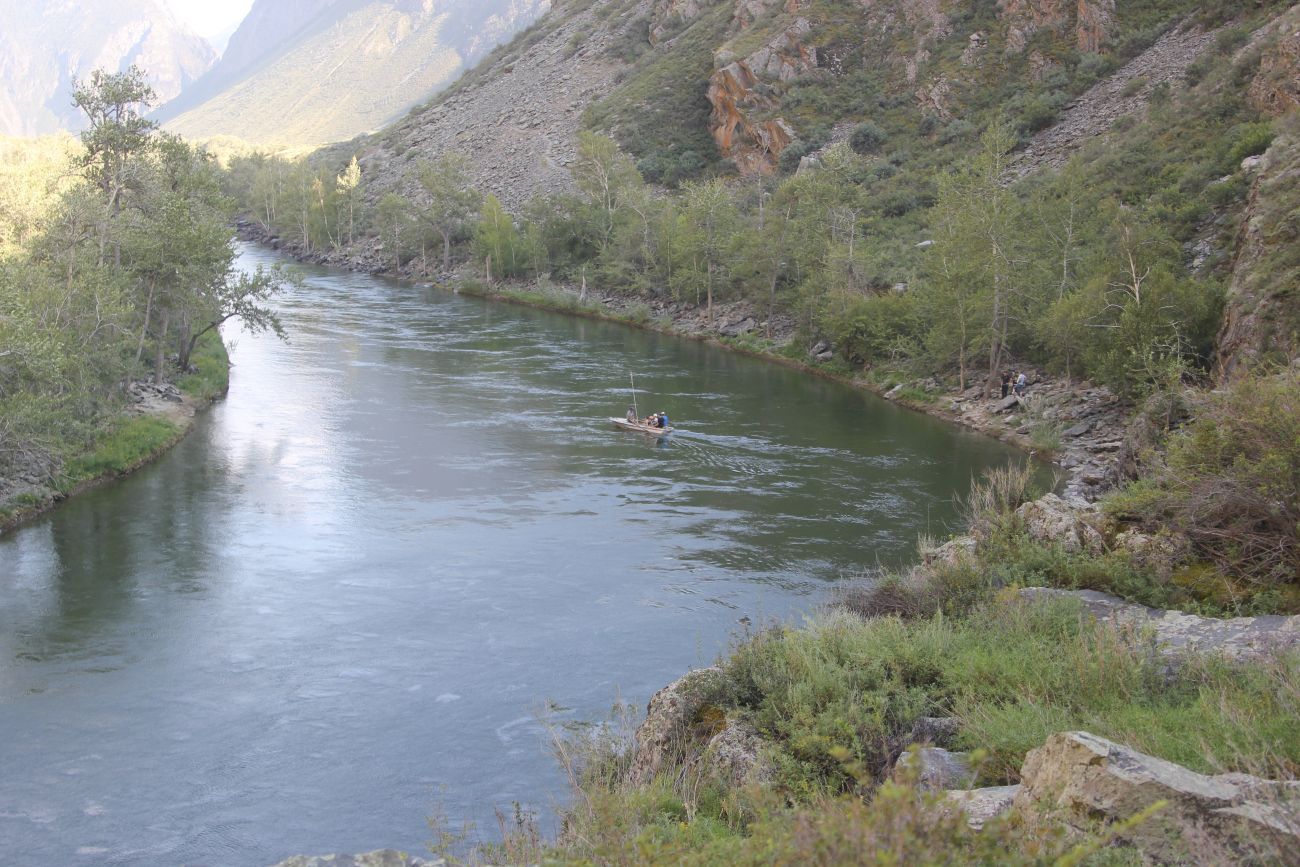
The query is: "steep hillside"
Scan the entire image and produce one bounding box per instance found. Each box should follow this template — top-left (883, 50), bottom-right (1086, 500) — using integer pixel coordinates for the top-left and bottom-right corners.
top-left (0, 0), bottom-right (215, 136)
top-left (164, 0), bottom-right (549, 146)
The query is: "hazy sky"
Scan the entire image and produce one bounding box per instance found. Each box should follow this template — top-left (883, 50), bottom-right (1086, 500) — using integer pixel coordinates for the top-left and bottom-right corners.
top-left (163, 0), bottom-right (255, 43)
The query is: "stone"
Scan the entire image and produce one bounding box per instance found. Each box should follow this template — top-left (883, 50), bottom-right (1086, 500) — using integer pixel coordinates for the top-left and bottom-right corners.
top-left (271, 851), bottom-right (438, 867)
top-left (994, 395), bottom-right (1020, 413)
top-left (945, 785), bottom-right (1020, 830)
top-left (1113, 529), bottom-right (1192, 580)
top-left (626, 667), bottom-right (728, 786)
top-left (1013, 731), bottom-right (1300, 861)
top-left (909, 716), bottom-right (961, 747)
top-left (1017, 587), bottom-right (1300, 664)
top-left (701, 720), bottom-right (772, 788)
top-left (1063, 420), bottom-right (1092, 437)
top-left (893, 746), bottom-right (975, 793)
top-left (1015, 494), bottom-right (1105, 555)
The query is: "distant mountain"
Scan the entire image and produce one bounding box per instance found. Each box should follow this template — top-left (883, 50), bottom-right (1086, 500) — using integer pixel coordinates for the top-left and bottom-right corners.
top-left (160, 0), bottom-right (549, 147)
top-left (0, 0), bottom-right (215, 136)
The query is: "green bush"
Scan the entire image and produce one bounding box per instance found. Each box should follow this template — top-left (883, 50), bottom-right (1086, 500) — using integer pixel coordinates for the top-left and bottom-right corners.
top-left (848, 121), bottom-right (887, 155)
top-left (1228, 121), bottom-right (1275, 164)
top-left (62, 415), bottom-right (180, 485)
top-left (1114, 371), bottom-right (1300, 591)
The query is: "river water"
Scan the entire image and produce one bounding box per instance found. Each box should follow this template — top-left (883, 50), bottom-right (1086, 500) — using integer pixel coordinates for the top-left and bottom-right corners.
top-left (0, 245), bottom-right (1032, 865)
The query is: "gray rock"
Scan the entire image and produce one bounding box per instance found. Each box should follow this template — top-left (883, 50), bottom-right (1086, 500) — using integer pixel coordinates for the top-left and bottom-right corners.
top-left (627, 667), bottom-right (728, 786)
top-left (1063, 420), bottom-right (1092, 437)
top-left (1017, 587), bottom-right (1300, 663)
top-left (1015, 494), bottom-right (1105, 555)
top-left (909, 716), bottom-right (961, 747)
top-left (994, 395), bottom-right (1020, 412)
top-left (945, 785), bottom-right (1020, 830)
top-left (1013, 731), bottom-right (1300, 862)
top-left (893, 746), bottom-right (975, 792)
top-left (701, 720), bottom-right (772, 788)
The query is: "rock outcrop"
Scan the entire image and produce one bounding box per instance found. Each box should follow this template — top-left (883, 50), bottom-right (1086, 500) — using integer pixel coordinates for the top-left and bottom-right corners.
top-left (1013, 732), bottom-right (1300, 861)
top-left (707, 17), bottom-right (815, 173)
top-left (1216, 129), bottom-right (1300, 379)
top-left (997, 0), bottom-right (1115, 55)
top-left (627, 667), bottom-right (729, 785)
top-left (1015, 493), bottom-right (1106, 555)
top-left (893, 746), bottom-right (975, 792)
top-left (1247, 3), bottom-right (1300, 118)
top-left (1018, 587), bottom-right (1300, 663)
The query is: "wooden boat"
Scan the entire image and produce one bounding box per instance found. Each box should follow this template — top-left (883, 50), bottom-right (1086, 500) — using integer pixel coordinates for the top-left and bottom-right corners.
top-left (609, 417), bottom-right (674, 435)
top-left (615, 373), bottom-right (674, 434)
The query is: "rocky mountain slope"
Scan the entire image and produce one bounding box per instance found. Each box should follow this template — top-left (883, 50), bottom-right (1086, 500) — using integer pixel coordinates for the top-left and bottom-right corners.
top-left (162, 0), bottom-right (549, 146)
top-left (0, 0), bottom-right (215, 136)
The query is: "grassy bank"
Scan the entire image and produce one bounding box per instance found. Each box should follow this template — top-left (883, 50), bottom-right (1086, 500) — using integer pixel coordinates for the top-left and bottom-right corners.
top-left (0, 332), bottom-right (229, 531)
top-left (465, 465), bottom-right (1300, 866)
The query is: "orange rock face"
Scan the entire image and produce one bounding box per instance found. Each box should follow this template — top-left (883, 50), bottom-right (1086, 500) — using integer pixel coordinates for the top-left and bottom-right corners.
top-left (706, 14), bottom-right (816, 174)
top-left (1248, 4), bottom-right (1300, 117)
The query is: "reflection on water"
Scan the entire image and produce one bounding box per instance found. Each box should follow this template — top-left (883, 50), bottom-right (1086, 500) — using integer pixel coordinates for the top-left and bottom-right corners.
top-left (0, 244), bottom-right (1035, 865)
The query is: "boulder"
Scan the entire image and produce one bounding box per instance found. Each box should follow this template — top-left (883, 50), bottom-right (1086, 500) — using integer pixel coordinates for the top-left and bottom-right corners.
top-left (700, 719), bottom-right (772, 788)
top-left (626, 667), bottom-right (729, 785)
top-left (945, 785), bottom-right (1020, 830)
top-left (1017, 587), bottom-right (1300, 664)
top-left (1015, 494), bottom-right (1105, 555)
top-left (993, 394), bottom-right (1020, 413)
top-left (1013, 731), bottom-right (1300, 861)
top-left (892, 746), bottom-right (975, 793)
top-left (1113, 528), bottom-right (1192, 579)
top-left (909, 716), bottom-right (961, 747)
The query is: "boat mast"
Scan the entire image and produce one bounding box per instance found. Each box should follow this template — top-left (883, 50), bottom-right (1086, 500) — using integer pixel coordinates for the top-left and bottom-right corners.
top-left (629, 372), bottom-right (639, 420)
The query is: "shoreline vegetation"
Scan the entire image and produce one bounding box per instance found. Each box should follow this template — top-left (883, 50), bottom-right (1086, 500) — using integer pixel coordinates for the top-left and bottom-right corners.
top-left (0, 332), bottom-right (229, 534)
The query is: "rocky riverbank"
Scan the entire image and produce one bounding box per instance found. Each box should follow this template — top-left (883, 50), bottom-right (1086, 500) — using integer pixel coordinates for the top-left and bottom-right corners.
top-left (0, 374), bottom-right (224, 535)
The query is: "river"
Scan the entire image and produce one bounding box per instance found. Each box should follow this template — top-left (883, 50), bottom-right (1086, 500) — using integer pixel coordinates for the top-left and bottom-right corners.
top-left (0, 244), bottom-right (1033, 865)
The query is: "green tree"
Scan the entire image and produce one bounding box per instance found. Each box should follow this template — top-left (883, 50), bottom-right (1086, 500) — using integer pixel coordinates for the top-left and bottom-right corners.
top-left (679, 178), bottom-right (738, 325)
top-left (475, 194), bottom-right (522, 280)
top-left (416, 153), bottom-right (481, 272)
top-left (572, 132), bottom-right (643, 255)
top-left (71, 66), bottom-right (158, 266)
top-left (336, 155), bottom-right (362, 247)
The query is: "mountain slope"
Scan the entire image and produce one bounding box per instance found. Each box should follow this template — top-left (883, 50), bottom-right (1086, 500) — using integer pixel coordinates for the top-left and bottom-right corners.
top-left (163, 0), bottom-right (549, 147)
top-left (0, 0), bottom-right (215, 136)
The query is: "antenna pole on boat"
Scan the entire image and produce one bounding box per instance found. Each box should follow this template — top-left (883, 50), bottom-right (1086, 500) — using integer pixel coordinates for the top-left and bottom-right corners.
top-left (630, 372), bottom-right (639, 421)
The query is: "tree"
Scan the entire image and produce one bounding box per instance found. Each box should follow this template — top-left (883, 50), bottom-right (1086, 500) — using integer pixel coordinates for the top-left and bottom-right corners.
top-left (572, 132), bottom-right (643, 255)
top-left (680, 178), bottom-right (738, 325)
top-left (926, 122), bottom-right (1026, 395)
top-left (336, 155), bottom-right (362, 247)
top-left (177, 264), bottom-right (292, 372)
top-left (71, 66), bottom-right (158, 266)
top-left (475, 195), bottom-right (522, 281)
top-left (376, 193), bottom-right (413, 271)
top-left (416, 153), bottom-right (481, 272)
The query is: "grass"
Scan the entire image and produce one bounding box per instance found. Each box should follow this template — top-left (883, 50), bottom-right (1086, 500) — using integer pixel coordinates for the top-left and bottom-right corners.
top-left (178, 331), bottom-right (231, 400)
top-left (60, 415), bottom-right (181, 489)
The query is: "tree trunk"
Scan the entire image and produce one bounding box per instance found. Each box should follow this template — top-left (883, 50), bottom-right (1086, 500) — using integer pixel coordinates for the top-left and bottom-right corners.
top-left (441, 230), bottom-right (452, 273)
top-left (153, 308), bottom-right (170, 385)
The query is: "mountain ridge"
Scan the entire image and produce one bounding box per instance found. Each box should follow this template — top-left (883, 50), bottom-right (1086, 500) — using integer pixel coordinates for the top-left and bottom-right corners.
top-left (0, 0), bottom-right (215, 136)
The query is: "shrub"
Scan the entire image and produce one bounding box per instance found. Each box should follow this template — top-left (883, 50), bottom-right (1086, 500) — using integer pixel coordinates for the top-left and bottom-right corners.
top-left (1116, 371), bottom-right (1300, 589)
top-left (848, 121), bottom-right (887, 155)
top-left (1229, 121), bottom-right (1275, 163)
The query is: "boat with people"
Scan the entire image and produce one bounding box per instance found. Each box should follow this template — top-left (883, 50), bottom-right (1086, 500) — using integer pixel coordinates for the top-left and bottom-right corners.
top-left (611, 372), bottom-right (674, 435)
top-left (609, 416), bottom-right (674, 435)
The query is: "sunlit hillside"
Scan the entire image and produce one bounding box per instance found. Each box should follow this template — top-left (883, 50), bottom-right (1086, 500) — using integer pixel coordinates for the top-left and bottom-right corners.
top-left (165, 0), bottom-right (548, 147)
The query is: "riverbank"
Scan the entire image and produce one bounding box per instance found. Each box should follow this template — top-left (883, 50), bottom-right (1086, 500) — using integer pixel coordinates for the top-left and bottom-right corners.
top-left (238, 223), bottom-right (1127, 501)
top-left (0, 334), bottom-right (229, 535)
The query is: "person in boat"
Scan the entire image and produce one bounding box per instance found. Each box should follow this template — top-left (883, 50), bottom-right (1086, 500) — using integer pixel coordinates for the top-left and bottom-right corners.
top-left (626, 406), bottom-right (638, 423)
top-left (657, 411), bottom-right (670, 429)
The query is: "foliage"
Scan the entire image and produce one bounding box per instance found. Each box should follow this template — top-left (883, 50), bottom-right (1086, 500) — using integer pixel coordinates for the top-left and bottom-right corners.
top-left (1109, 371), bottom-right (1300, 589)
